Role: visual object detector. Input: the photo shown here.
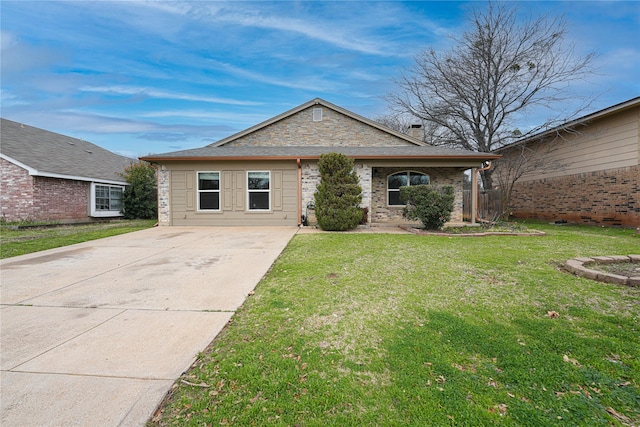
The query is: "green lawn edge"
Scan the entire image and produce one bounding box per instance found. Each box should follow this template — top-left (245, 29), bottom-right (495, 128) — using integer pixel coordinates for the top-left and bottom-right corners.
top-left (0, 219), bottom-right (157, 259)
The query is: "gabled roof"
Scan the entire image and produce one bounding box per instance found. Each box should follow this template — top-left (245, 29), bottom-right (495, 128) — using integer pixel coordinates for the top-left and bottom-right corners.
top-left (495, 96), bottom-right (640, 152)
top-left (1, 118), bottom-right (132, 184)
top-left (210, 98), bottom-right (428, 147)
top-left (141, 98), bottom-right (500, 163)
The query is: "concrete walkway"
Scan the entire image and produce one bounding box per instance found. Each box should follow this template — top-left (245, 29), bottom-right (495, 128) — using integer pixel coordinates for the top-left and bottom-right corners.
top-left (0, 226), bottom-right (298, 426)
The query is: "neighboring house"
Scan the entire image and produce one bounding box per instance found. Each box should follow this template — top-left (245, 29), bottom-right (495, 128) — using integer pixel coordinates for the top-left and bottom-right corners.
top-left (494, 97), bottom-right (639, 228)
top-left (140, 98), bottom-right (499, 227)
top-left (1, 118), bottom-right (133, 222)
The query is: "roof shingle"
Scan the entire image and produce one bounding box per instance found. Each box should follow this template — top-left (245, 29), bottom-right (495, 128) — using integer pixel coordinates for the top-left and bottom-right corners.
top-left (1, 118), bottom-right (133, 183)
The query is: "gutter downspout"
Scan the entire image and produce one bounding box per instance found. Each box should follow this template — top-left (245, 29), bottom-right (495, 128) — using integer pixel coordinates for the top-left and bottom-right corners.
top-left (297, 158), bottom-right (302, 226)
top-left (475, 161), bottom-right (493, 223)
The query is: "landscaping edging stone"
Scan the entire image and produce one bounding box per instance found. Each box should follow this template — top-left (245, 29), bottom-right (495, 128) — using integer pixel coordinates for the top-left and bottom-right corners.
top-left (399, 225), bottom-right (546, 237)
top-left (564, 255), bottom-right (640, 287)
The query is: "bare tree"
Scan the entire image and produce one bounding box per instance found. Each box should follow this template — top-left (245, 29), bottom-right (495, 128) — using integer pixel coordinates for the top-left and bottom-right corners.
top-left (388, 2), bottom-right (595, 189)
top-left (372, 113), bottom-right (446, 145)
top-left (372, 113), bottom-right (413, 135)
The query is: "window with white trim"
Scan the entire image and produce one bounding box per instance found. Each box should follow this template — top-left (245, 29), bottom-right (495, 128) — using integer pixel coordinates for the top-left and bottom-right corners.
top-left (198, 172), bottom-right (220, 210)
top-left (247, 171), bottom-right (270, 210)
top-left (91, 183), bottom-right (124, 217)
top-left (388, 171), bottom-right (430, 206)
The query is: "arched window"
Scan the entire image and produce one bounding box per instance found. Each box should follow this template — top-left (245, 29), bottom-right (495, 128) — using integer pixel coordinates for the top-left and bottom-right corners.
top-left (387, 171), bottom-right (430, 206)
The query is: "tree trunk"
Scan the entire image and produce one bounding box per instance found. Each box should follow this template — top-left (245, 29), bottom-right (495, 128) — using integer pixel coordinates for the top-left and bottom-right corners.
top-left (480, 168), bottom-right (494, 190)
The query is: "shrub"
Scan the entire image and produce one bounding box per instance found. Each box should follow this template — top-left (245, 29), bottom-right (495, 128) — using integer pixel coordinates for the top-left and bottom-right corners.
top-left (314, 153), bottom-right (363, 231)
top-left (400, 185), bottom-right (455, 230)
top-left (120, 161), bottom-right (158, 220)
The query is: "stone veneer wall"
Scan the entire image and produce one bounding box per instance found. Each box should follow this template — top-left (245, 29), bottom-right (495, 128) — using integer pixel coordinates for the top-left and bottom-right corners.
top-left (371, 167), bottom-right (465, 224)
top-left (224, 106), bottom-right (413, 148)
top-left (509, 165), bottom-right (639, 228)
top-left (1, 158), bottom-right (90, 222)
top-left (157, 167), bottom-right (171, 226)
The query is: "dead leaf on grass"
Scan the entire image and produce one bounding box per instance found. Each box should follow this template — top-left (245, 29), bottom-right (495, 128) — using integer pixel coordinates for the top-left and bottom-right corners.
top-left (563, 354), bottom-right (581, 366)
top-left (606, 407), bottom-right (631, 423)
top-left (489, 403), bottom-right (508, 416)
top-left (546, 310), bottom-right (559, 318)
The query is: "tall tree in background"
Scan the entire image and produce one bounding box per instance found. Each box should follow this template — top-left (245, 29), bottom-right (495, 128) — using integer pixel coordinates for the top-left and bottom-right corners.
top-left (387, 2), bottom-right (594, 189)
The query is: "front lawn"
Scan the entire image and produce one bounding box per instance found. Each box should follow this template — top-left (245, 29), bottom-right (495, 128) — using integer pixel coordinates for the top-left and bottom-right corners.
top-left (151, 223), bottom-right (639, 426)
top-left (0, 219), bottom-right (156, 259)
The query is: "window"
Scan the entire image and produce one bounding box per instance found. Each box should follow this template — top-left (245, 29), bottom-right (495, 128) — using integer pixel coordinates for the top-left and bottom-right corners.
top-left (247, 171), bottom-right (270, 210)
top-left (387, 171), bottom-right (430, 206)
top-left (198, 172), bottom-right (220, 210)
top-left (91, 183), bottom-right (124, 217)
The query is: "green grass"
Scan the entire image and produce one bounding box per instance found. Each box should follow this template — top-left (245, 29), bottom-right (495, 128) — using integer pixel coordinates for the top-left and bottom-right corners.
top-left (0, 219), bottom-right (156, 259)
top-left (151, 222), bottom-right (640, 426)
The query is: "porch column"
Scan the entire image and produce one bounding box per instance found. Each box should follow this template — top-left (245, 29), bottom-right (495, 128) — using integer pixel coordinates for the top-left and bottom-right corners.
top-left (355, 162), bottom-right (372, 224)
top-left (471, 167), bottom-right (478, 225)
top-left (157, 165), bottom-right (171, 226)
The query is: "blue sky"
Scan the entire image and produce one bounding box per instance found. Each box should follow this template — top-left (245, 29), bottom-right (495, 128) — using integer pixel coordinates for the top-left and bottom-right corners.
top-left (2, 1), bottom-right (639, 159)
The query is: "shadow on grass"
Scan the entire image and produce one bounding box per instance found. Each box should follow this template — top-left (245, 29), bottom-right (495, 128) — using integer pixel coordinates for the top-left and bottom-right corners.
top-left (385, 311), bottom-right (639, 426)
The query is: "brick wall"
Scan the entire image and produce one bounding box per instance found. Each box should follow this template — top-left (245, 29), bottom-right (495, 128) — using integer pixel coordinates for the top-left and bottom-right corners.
top-left (509, 165), bottom-right (639, 228)
top-left (226, 106), bottom-right (413, 148)
top-left (1, 158), bottom-right (91, 222)
top-left (33, 177), bottom-right (89, 221)
top-left (1, 158), bottom-right (35, 221)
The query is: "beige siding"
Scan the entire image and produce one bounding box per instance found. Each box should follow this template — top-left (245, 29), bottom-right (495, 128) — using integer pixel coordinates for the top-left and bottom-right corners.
top-left (166, 161), bottom-right (298, 226)
top-left (514, 107), bottom-right (639, 182)
top-left (225, 105), bottom-right (415, 148)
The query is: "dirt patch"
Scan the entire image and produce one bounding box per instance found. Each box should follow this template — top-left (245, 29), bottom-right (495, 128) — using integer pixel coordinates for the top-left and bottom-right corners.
top-left (591, 262), bottom-right (640, 277)
top-left (400, 224), bottom-right (545, 237)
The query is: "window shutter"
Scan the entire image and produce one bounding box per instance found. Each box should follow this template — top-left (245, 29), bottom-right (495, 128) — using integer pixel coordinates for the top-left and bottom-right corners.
top-left (186, 171), bottom-right (195, 210)
top-left (273, 170), bottom-right (282, 210)
top-left (222, 171), bottom-right (233, 210)
top-left (234, 171), bottom-right (245, 211)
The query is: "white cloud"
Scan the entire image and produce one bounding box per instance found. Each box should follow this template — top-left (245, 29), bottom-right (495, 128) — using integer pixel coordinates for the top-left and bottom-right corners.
top-left (78, 85), bottom-right (263, 106)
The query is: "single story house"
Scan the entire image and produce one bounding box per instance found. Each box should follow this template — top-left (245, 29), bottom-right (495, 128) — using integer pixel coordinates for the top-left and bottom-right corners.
top-left (141, 99), bottom-right (499, 227)
top-left (1, 118), bottom-right (134, 222)
top-left (494, 97), bottom-right (639, 228)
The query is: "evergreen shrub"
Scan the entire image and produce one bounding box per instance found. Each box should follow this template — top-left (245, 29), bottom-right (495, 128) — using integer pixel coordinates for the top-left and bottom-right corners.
top-left (400, 185), bottom-right (454, 230)
top-left (314, 153), bottom-right (363, 231)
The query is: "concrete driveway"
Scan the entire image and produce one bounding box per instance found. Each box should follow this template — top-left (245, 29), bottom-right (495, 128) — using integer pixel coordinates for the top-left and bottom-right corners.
top-left (0, 226), bottom-right (298, 426)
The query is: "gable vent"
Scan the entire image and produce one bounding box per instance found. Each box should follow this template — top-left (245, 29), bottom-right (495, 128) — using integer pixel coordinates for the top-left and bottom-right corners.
top-left (313, 108), bottom-right (323, 122)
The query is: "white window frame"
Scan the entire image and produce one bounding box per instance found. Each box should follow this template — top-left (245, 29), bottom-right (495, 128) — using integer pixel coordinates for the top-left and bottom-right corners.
top-left (387, 171), bottom-right (430, 206)
top-left (247, 170), bottom-right (271, 211)
top-left (90, 183), bottom-right (124, 217)
top-left (197, 171), bottom-right (221, 211)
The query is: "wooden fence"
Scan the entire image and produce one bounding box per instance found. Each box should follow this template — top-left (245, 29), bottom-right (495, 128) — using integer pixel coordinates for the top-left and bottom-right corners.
top-left (463, 190), bottom-right (503, 221)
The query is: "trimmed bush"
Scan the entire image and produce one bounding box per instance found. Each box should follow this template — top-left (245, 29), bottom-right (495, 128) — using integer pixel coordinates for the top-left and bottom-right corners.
top-left (121, 161), bottom-right (158, 220)
top-left (400, 185), bottom-right (454, 230)
top-left (314, 153), bottom-right (363, 231)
